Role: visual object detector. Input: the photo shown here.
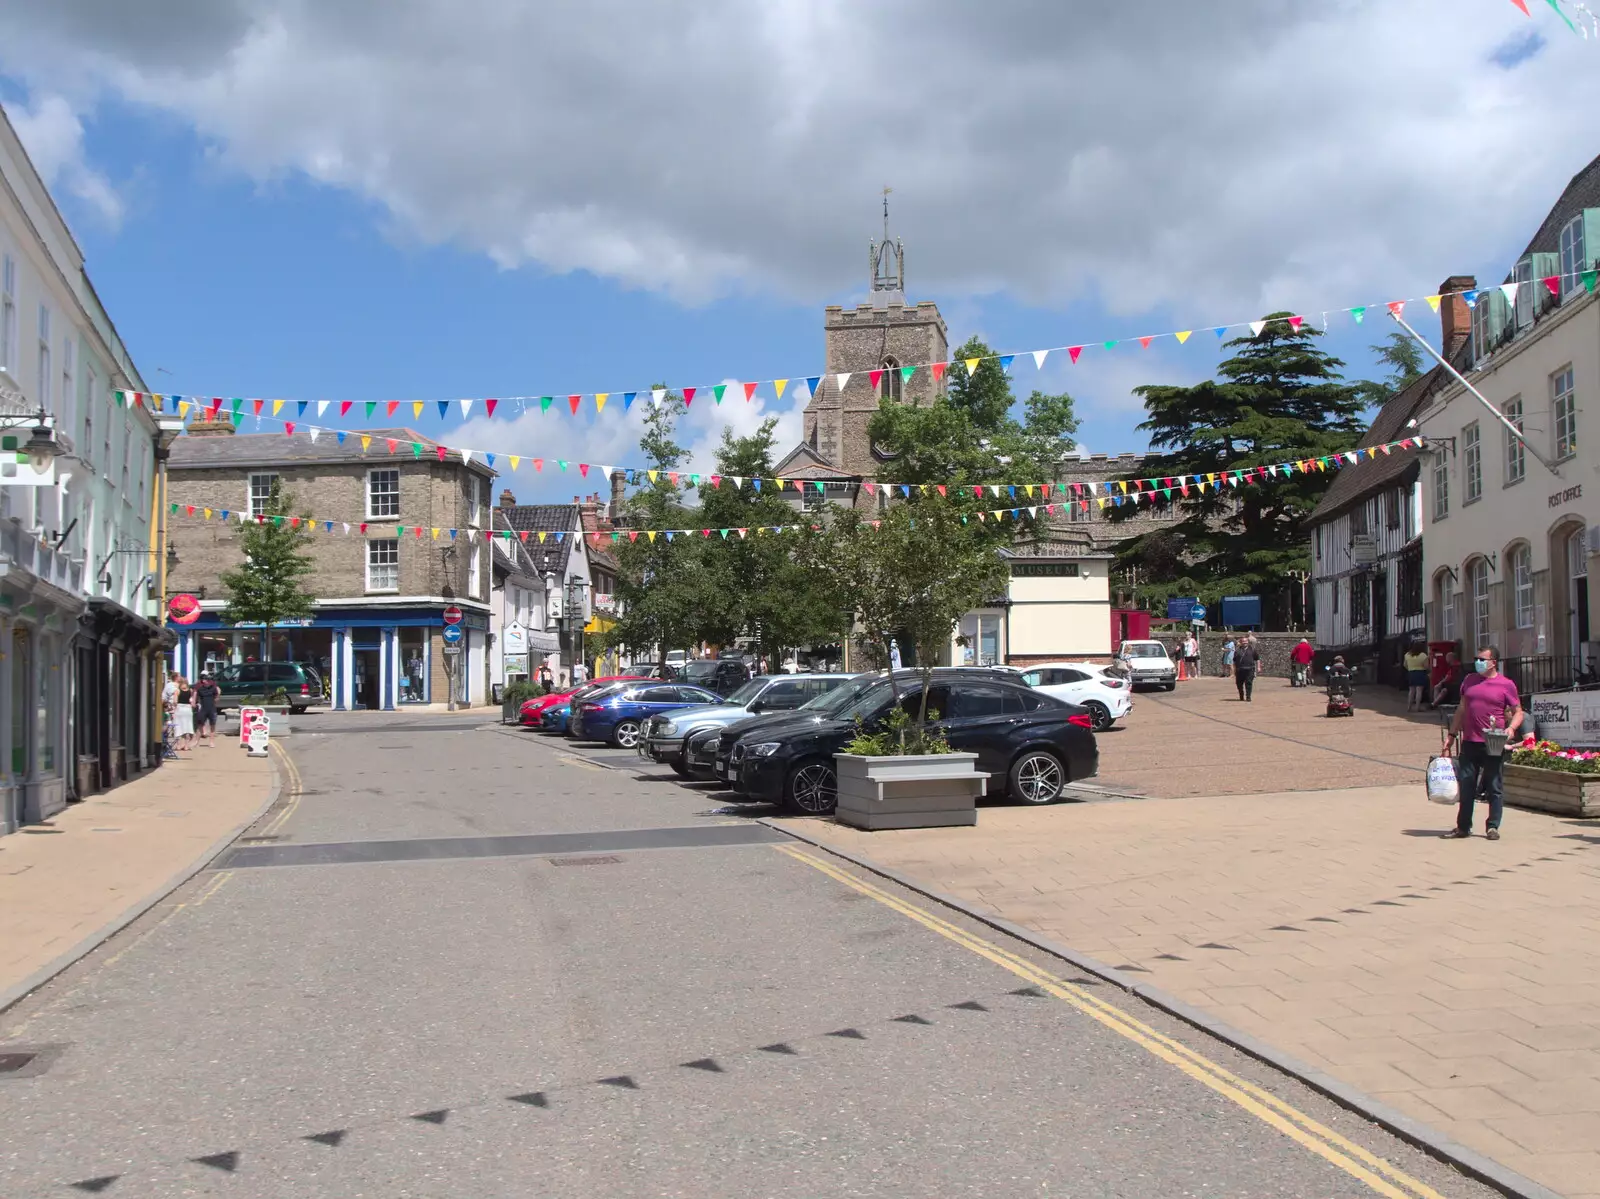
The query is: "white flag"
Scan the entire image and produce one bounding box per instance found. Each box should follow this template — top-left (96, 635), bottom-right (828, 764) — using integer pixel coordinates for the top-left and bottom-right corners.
top-left (461, 449), bottom-right (473, 465)
top-left (651, 388), bottom-right (665, 406)
top-left (309, 427), bottom-right (320, 443)
top-left (1500, 281), bottom-right (1520, 307)
top-left (459, 399), bottom-right (473, 417)
top-left (836, 372), bottom-right (852, 392)
top-left (316, 400), bottom-right (330, 417)
top-left (1032, 349), bottom-right (1049, 370)
top-left (1249, 320), bottom-right (1267, 337)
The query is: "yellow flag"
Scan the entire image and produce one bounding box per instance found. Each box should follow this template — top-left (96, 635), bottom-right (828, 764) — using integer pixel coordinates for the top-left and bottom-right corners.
top-left (1024, 485), bottom-right (1034, 498)
top-left (204, 509), bottom-right (212, 519)
top-left (919, 484), bottom-right (929, 495)
top-left (1098, 498), bottom-right (1108, 509)
top-left (178, 401), bottom-right (191, 418)
top-left (360, 435), bottom-right (372, 452)
top-left (412, 401), bottom-right (424, 418)
top-left (595, 393), bottom-right (609, 412)
top-left (965, 357), bottom-right (981, 375)
top-left (774, 379), bottom-right (789, 398)
top-left (272, 399), bottom-right (285, 415)
top-left (431, 528), bottom-right (441, 540)
top-left (1426, 295), bottom-right (1441, 313)
top-left (1117, 481), bottom-right (1127, 494)
top-left (647, 531), bottom-right (657, 542)
top-left (1175, 330), bottom-right (1192, 344)
top-left (648, 470), bottom-right (659, 483)
top-left (538, 531), bottom-right (548, 543)
top-left (509, 455), bottom-right (520, 470)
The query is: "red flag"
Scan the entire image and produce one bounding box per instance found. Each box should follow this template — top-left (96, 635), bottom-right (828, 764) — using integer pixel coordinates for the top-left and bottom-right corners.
top-left (931, 362), bottom-right (947, 381)
top-left (682, 387), bottom-right (696, 406)
top-left (385, 438), bottom-right (398, 453)
top-left (869, 369), bottom-right (883, 391)
top-left (386, 401), bottom-right (399, 416)
top-left (519, 530), bottom-right (529, 542)
top-left (710, 475), bottom-right (721, 488)
top-left (1509, 0), bottom-right (1530, 12)
top-left (668, 472), bottom-right (679, 486)
top-left (290, 517), bottom-right (300, 528)
top-left (185, 505), bottom-right (195, 517)
top-left (937, 485), bottom-right (946, 497)
top-left (1138, 336), bottom-right (1152, 349)
top-left (579, 463), bottom-right (590, 477)
top-left (252, 399), bottom-right (263, 415)
top-left (284, 422), bottom-right (295, 436)
top-left (340, 401), bottom-right (352, 416)
top-left (742, 382), bottom-right (758, 401)
top-left (436, 446), bottom-right (447, 461)
top-left (568, 394), bottom-right (581, 414)
top-left (485, 398), bottom-right (498, 417)
top-left (209, 398), bottom-right (222, 416)
top-left (973, 485), bottom-right (983, 497)
top-left (628, 531), bottom-right (639, 542)
top-left (1386, 301), bottom-right (1405, 318)
top-left (1289, 316), bottom-right (1304, 331)
top-left (864, 481), bottom-right (875, 494)
top-left (1543, 275), bottom-right (1561, 297)
top-left (1068, 346), bottom-right (1083, 364)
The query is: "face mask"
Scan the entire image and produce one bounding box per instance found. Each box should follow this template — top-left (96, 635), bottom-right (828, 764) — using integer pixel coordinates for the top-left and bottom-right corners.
top-left (1475, 658), bottom-right (1491, 674)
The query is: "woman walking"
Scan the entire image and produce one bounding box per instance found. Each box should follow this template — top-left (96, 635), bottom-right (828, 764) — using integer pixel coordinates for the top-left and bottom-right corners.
top-left (173, 675), bottom-right (197, 753)
top-left (193, 672), bottom-right (221, 747)
top-left (1403, 641), bottom-right (1431, 712)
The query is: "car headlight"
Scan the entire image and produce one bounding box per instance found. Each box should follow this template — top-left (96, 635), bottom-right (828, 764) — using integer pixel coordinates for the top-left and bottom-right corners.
top-left (657, 721), bottom-right (678, 736)
top-left (745, 742), bottom-right (781, 758)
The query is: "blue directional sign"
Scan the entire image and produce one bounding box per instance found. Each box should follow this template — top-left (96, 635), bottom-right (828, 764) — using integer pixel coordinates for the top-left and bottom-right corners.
top-left (1190, 603), bottom-right (1207, 623)
top-left (441, 623), bottom-right (463, 645)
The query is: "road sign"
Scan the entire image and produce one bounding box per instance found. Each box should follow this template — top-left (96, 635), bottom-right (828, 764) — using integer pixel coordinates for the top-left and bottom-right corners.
top-left (1190, 603), bottom-right (1207, 623)
top-left (442, 605), bottom-right (463, 625)
top-left (443, 644), bottom-right (463, 656)
top-left (441, 623), bottom-right (463, 645)
top-left (1165, 596), bottom-right (1199, 620)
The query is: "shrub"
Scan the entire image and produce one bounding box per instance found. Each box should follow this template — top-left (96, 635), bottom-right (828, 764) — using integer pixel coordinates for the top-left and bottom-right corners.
top-left (502, 681), bottom-right (544, 707)
top-left (841, 706), bottom-right (954, 757)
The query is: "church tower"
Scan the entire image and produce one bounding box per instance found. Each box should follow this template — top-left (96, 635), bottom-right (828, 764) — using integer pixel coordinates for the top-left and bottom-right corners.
top-left (799, 200), bottom-right (948, 481)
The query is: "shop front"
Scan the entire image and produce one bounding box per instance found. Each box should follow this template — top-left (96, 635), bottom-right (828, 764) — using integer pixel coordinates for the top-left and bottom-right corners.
top-left (74, 600), bottom-right (171, 797)
top-left (171, 603), bottom-right (491, 710)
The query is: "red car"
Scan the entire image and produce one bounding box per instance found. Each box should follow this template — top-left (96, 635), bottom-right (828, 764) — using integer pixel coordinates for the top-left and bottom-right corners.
top-left (519, 675), bottom-right (654, 727)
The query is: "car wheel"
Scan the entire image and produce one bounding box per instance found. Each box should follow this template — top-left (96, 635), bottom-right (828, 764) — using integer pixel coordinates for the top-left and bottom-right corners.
top-left (669, 758), bottom-right (689, 777)
top-left (290, 706), bottom-right (307, 715)
top-left (611, 720), bottom-right (642, 749)
top-left (1082, 700), bottom-right (1113, 732)
top-left (784, 758), bottom-right (838, 815)
top-left (1009, 750), bottom-right (1067, 805)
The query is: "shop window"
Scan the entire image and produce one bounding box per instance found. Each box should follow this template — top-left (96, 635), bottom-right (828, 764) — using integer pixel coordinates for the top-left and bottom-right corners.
top-left (399, 628), bottom-right (429, 703)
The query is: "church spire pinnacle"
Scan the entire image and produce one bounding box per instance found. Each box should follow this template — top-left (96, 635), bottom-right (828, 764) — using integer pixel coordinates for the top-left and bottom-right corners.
top-left (869, 187), bottom-right (904, 307)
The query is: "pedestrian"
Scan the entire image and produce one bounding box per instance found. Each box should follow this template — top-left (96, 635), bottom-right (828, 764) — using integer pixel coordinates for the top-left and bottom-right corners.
top-left (193, 672), bottom-right (221, 747)
top-left (889, 638), bottom-right (903, 670)
top-left (1403, 641), bottom-right (1431, 712)
top-left (1431, 650), bottom-right (1462, 709)
top-left (572, 660), bottom-right (588, 685)
top-left (173, 675), bottom-right (196, 753)
top-left (1234, 635), bottom-right (1260, 702)
top-left (1183, 632), bottom-right (1200, 681)
top-left (538, 661), bottom-right (553, 692)
top-left (1221, 637), bottom-right (1235, 679)
top-left (1444, 647), bottom-right (1524, 840)
top-left (1290, 636), bottom-right (1314, 687)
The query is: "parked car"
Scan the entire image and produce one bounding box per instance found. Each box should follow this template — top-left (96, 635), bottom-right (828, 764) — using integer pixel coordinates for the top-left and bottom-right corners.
top-left (716, 668), bottom-right (1098, 815)
top-left (674, 657), bottom-right (752, 697)
top-left (569, 683), bottom-right (723, 747)
top-left (1018, 662), bottom-right (1131, 731)
top-left (641, 674), bottom-right (856, 775)
top-left (534, 679), bottom-right (643, 734)
top-left (519, 674), bottom-right (653, 727)
top-left (213, 660), bottom-right (326, 714)
top-left (1117, 640), bottom-right (1178, 691)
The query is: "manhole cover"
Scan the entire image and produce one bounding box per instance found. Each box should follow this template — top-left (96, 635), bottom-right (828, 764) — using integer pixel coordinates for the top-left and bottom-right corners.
top-left (0, 1053), bottom-right (36, 1074)
top-left (547, 855), bottom-right (623, 867)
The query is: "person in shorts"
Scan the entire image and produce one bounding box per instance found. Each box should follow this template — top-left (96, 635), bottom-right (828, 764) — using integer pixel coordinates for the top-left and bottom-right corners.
top-left (193, 672), bottom-right (221, 747)
top-left (1403, 641), bottom-right (1431, 712)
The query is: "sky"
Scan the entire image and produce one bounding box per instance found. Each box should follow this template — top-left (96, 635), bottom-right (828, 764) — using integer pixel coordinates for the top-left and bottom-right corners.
top-left (0, 0), bottom-right (1597, 506)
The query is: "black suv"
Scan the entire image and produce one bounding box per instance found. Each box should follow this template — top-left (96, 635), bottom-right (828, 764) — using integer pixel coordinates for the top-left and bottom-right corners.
top-left (714, 669), bottom-right (1098, 815)
top-left (673, 658), bottom-right (751, 697)
top-left (213, 661), bottom-right (326, 714)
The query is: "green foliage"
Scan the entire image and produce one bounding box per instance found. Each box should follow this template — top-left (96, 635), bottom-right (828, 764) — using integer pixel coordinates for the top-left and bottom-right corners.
top-left (1370, 330), bottom-right (1426, 393)
top-left (1113, 316), bottom-right (1367, 619)
top-left (945, 336), bottom-right (1015, 433)
top-left (842, 705), bottom-right (953, 757)
top-left (501, 680), bottom-right (543, 706)
top-left (218, 481), bottom-right (316, 652)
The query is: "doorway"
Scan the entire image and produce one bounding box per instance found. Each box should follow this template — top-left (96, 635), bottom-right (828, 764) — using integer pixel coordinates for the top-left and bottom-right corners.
top-left (353, 649), bottom-right (381, 711)
top-left (1570, 528), bottom-right (1590, 665)
top-left (1371, 573), bottom-right (1388, 649)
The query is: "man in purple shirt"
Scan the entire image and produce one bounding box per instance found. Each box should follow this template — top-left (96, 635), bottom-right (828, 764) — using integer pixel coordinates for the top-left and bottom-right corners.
top-left (1445, 646), bottom-right (1524, 840)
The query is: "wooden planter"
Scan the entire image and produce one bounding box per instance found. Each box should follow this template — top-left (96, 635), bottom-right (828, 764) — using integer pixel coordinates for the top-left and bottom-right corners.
top-left (1503, 762), bottom-right (1600, 818)
top-left (834, 752), bottom-right (986, 831)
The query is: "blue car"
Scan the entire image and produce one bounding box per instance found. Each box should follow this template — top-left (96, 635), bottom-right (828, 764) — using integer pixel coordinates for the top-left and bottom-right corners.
top-left (539, 701), bottom-right (574, 734)
top-left (571, 683), bottom-right (723, 748)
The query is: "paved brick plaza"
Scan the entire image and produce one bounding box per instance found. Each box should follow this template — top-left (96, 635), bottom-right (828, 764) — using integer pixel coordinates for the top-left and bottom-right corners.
top-left (789, 678), bottom-right (1600, 1199)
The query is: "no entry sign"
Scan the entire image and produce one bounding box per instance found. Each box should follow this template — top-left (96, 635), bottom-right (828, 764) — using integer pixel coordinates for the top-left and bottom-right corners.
top-left (442, 606), bottom-right (463, 625)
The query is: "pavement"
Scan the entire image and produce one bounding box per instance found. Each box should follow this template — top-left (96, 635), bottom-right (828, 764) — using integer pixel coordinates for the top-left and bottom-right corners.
top-left (780, 677), bottom-right (1600, 1199)
top-left (0, 737), bottom-right (278, 1014)
top-left (0, 709), bottom-right (1506, 1198)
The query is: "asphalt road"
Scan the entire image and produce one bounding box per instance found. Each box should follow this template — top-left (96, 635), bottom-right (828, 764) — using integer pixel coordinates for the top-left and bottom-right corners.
top-left (0, 712), bottom-right (1507, 1199)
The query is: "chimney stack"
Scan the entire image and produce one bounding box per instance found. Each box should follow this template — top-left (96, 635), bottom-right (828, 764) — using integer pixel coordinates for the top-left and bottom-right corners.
top-left (1438, 275), bottom-right (1476, 360)
top-left (499, 488), bottom-right (516, 508)
top-left (185, 413), bottom-right (238, 437)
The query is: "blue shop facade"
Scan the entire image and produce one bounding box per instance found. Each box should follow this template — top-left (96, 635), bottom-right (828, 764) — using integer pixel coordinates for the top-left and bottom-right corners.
top-left (170, 601), bottom-right (491, 710)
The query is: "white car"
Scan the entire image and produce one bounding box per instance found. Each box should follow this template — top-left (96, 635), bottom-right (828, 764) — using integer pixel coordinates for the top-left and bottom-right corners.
top-left (1117, 639), bottom-right (1179, 691)
top-left (1018, 662), bottom-right (1133, 731)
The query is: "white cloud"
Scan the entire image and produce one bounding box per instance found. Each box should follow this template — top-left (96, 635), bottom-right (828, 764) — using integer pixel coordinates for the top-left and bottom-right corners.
top-left (6, 91), bottom-right (122, 227)
top-left (1, 0), bottom-right (1594, 318)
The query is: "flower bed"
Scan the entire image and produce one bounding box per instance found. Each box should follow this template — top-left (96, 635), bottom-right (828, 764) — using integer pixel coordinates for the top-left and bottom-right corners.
top-left (1503, 737), bottom-right (1600, 817)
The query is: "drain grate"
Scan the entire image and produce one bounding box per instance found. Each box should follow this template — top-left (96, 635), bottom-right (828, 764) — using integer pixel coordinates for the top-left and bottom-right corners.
top-left (547, 855), bottom-right (623, 867)
top-left (0, 1052), bottom-right (37, 1074)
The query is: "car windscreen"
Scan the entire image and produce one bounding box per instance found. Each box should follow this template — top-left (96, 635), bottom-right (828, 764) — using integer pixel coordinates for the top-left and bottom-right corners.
top-left (833, 680), bottom-right (897, 721)
top-left (1123, 644), bottom-right (1167, 658)
top-left (726, 678), bottom-right (767, 705)
top-left (680, 661), bottom-right (721, 680)
top-left (798, 674), bottom-right (873, 713)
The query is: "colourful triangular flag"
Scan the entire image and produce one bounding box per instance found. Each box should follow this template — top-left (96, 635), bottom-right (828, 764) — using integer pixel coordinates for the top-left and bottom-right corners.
top-left (712, 384), bottom-right (726, 404)
top-left (1174, 330), bottom-right (1192, 344)
top-left (595, 393), bottom-right (608, 413)
top-left (1032, 349), bottom-right (1049, 370)
top-left (1351, 306), bottom-right (1366, 324)
top-left (1249, 320), bottom-right (1267, 337)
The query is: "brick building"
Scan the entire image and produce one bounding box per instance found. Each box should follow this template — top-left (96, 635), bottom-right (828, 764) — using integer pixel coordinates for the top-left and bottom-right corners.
top-left (165, 418), bottom-right (497, 709)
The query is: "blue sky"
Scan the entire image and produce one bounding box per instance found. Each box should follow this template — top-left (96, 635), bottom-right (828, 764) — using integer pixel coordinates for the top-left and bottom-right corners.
top-left (1, 1), bottom-right (1594, 505)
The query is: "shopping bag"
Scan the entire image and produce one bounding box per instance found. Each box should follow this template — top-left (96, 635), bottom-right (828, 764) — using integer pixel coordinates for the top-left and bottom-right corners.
top-left (1426, 754), bottom-right (1459, 804)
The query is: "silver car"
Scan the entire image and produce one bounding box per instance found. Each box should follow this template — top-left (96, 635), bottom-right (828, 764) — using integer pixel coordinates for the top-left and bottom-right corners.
top-left (1117, 640), bottom-right (1178, 691)
top-left (640, 674), bottom-right (855, 776)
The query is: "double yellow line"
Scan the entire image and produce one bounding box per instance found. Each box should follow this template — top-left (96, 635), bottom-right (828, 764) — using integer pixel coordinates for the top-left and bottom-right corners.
top-left (778, 845), bottom-right (1451, 1199)
top-left (258, 743), bottom-right (304, 837)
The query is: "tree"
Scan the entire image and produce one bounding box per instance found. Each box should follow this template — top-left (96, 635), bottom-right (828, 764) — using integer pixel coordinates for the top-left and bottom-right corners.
top-left (1113, 315), bottom-right (1367, 623)
top-left (944, 336), bottom-right (1014, 433)
top-left (694, 419), bottom-right (848, 665)
top-left (601, 392), bottom-right (710, 672)
top-left (219, 480), bottom-right (316, 661)
top-left (1371, 330), bottom-right (1426, 392)
top-left (1017, 388), bottom-right (1081, 480)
